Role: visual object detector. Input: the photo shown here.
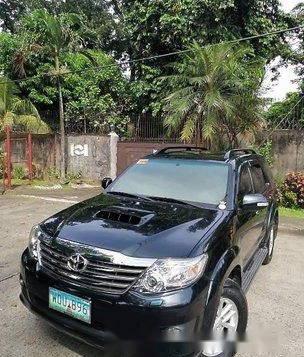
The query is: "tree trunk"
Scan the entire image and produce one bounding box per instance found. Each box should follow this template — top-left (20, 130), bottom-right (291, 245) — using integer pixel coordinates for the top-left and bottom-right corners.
top-left (195, 118), bottom-right (202, 147)
top-left (55, 53), bottom-right (66, 182)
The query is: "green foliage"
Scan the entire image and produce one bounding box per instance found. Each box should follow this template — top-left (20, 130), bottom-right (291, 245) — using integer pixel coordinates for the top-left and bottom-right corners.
top-left (121, 0), bottom-right (292, 61)
top-left (264, 92), bottom-right (304, 128)
top-left (117, 0), bottom-right (294, 122)
top-left (13, 165), bottom-right (26, 179)
top-left (63, 51), bottom-right (130, 135)
top-left (0, 0), bottom-right (297, 138)
top-left (0, 0), bottom-right (115, 50)
top-left (0, 77), bottom-right (50, 133)
top-left (45, 166), bottom-right (60, 180)
top-left (279, 207), bottom-right (304, 219)
top-left (16, 9), bottom-right (84, 77)
top-left (281, 190), bottom-right (298, 209)
top-left (0, 32), bottom-right (20, 75)
top-left (279, 172), bottom-right (304, 209)
top-left (254, 140), bottom-right (274, 167)
top-left (67, 170), bottom-right (83, 182)
top-left (163, 43), bottom-right (264, 147)
top-left (20, 9), bottom-right (82, 52)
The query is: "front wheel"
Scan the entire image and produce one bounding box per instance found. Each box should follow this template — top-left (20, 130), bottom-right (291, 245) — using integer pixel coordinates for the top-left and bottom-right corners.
top-left (201, 279), bottom-right (248, 357)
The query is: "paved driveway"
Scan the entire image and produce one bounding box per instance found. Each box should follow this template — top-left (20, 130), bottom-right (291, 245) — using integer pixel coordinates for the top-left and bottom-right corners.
top-left (0, 192), bottom-right (303, 357)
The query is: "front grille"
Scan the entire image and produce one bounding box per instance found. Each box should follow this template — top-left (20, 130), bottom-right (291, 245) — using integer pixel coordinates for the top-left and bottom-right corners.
top-left (38, 241), bottom-right (148, 294)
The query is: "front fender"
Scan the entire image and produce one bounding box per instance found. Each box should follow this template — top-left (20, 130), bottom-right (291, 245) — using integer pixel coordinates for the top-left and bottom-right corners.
top-left (200, 247), bottom-right (240, 336)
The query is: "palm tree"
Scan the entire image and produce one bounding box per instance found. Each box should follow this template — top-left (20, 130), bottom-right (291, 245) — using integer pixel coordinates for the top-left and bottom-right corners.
top-left (14, 9), bottom-right (82, 181)
top-left (163, 42), bottom-right (264, 148)
top-left (0, 77), bottom-right (49, 133)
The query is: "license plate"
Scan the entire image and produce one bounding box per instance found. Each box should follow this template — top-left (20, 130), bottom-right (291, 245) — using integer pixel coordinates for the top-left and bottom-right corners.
top-left (49, 288), bottom-right (91, 324)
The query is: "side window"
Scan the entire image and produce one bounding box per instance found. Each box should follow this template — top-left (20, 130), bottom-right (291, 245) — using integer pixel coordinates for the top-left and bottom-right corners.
top-left (250, 163), bottom-right (268, 193)
top-left (238, 164), bottom-right (253, 198)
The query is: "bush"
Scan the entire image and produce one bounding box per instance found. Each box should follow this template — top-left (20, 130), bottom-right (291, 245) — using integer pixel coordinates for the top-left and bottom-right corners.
top-left (67, 170), bottom-right (83, 183)
top-left (281, 190), bottom-right (298, 208)
top-left (254, 140), bottom-right (274, 167)
top-left (45, 166), bottom-right (60, 180)
top-left (279, 172), bottom-right (304, 209)
top-left (32, 164), bottom-right (43, 179)
top-left (13, 165), bottom-right (26, 180)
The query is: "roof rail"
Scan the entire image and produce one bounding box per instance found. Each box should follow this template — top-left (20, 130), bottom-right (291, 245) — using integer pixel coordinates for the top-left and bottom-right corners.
top-left (154, 146), bottom-right (209, 156)
top-left (224, 148), bottom-right (257, 160)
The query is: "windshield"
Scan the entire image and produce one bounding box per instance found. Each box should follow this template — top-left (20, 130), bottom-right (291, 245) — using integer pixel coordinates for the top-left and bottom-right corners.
top-left (109, 158), bottom-right (229, 206)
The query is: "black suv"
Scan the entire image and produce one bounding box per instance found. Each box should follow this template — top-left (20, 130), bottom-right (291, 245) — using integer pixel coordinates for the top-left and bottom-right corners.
top-left (20, 147), bottom-right (278, 357)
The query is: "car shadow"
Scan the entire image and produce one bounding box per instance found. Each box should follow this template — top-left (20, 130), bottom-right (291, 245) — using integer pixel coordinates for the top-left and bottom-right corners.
top-left (40, 321), bottom-right (114, 357)
top-left (38, 319), bottom-right (198, 357)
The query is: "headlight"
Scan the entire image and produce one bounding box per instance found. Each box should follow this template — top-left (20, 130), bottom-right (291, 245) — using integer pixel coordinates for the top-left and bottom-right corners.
top-left (133, 254), bottom-right (208, 294)
top-left (28, 225), bottom-right (42, 259)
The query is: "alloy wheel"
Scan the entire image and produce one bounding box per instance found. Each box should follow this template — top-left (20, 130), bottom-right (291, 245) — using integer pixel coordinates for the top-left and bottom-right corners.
top-left (202, 297), bottom-right (239, 356)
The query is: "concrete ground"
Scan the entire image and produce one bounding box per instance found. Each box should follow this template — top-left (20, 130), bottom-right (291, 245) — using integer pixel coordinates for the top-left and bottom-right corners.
top-left (0, 189), bottom-right (303, 357)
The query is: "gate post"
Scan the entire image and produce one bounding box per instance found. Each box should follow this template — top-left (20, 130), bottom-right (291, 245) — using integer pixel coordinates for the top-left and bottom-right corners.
top-left (27, 132), bottom-right (33, 182)
top-left (5, 126), bottom-right (12, 190)
top-left (108, 127), bottom-right (119, 179)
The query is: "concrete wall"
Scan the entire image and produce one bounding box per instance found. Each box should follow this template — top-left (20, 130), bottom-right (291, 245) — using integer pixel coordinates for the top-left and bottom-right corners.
top-left (2, 130), bottom-right (304, 180)
top-left (67, 135), bottom-right (111, 180)
top-left (32, 134), bottom-right (58, 170)
top-left (0, 133), bottom-right (57, 172)
top-left (270, 130), bottom-right (304, 176)
top-left (0, 133), bottom-right (112, 180)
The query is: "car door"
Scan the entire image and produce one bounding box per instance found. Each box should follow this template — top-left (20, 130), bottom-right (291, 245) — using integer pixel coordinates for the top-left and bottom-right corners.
top-left (235, 162), bottom-right (260, 265)
top-left (248, 161), bottom-right (271, 247)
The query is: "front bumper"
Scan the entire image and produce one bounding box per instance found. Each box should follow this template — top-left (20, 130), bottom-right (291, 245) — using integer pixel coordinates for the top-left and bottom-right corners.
top-left (20, 249), bottom-right (210, 352)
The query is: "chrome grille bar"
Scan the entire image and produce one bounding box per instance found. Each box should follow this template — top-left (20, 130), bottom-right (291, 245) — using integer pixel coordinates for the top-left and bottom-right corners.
top-left (38, 240), bottom-right (152, 294)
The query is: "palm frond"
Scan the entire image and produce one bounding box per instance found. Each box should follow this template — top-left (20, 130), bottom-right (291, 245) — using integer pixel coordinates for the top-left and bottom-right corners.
top-left (0, 77), bottom-right (50, 134)
top-left (181, 116), bottom-right (197, 142)
top-left (15, 115), bottom-right (50, 134)
top-left (1, 111), bottom-right (16, 127)
top-left (163, 41), bottom-right (264, 146)
top-left (202, 110), bottom-right (217, 140)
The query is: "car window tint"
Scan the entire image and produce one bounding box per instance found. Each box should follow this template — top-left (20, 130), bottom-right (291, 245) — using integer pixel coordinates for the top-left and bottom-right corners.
top-left (239, 165), bottom-right (252, 197)
top-left (250, 164), bottom-right (267, 193)
top-left (109, 159), bottom-right (229, 205)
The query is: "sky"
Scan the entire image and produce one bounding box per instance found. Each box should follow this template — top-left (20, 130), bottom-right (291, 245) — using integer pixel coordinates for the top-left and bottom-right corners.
top-left (263, 0), bottom-right (302, 101)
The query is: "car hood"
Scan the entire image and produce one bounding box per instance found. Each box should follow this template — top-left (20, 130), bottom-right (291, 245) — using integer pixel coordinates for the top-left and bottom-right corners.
top-left (41, 194), bottom-right (224, 259)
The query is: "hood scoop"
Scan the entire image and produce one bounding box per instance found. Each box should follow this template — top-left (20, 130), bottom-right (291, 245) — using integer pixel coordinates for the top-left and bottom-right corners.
top-left (95, 207), bottom-right (154, 226)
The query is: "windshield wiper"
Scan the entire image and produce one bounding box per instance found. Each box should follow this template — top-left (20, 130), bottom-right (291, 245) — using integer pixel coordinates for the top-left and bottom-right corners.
top-left (149, 196), bottom-right (202, 209)
top-left (107, 191), bottom-right (155, 202)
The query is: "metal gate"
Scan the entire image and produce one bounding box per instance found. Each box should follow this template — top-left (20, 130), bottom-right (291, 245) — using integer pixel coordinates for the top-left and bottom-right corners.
top-left (117, 141), bottom-right (191, 175)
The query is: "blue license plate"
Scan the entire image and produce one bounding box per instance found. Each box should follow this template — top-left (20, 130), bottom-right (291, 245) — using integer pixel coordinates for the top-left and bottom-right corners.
top-left (49, 288), bottom-right (91, 324)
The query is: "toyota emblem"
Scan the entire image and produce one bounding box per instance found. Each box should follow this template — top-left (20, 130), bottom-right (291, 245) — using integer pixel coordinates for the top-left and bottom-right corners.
top-left (67, 253), bottom-right (88, 272)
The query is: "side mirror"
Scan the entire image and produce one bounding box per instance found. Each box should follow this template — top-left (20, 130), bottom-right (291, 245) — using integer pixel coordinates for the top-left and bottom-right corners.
top-left (242, 193), bottom-right (269, 211)
top-left (101, 177), bottom-right (113, 189)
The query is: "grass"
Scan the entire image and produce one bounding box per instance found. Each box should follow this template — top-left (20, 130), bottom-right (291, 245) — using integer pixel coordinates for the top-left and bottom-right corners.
top-left (279, 207), bottom-right (304, 219)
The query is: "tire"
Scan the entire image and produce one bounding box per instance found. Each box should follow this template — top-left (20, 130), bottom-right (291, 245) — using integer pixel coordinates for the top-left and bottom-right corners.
top-left (263, 214), bottom-right (278, 265)
top-left (201, 279), bottom-right (248, 357)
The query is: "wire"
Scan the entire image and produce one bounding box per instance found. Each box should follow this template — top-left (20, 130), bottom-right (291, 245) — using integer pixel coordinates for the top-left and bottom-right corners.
top-left (1, 24), bottom-right (304, 85)
top-left (259, 94), bottom-right (304, 147)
